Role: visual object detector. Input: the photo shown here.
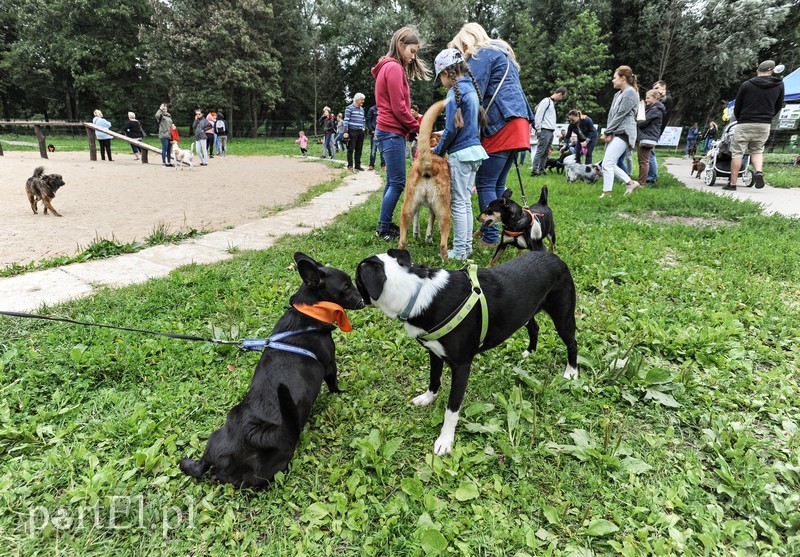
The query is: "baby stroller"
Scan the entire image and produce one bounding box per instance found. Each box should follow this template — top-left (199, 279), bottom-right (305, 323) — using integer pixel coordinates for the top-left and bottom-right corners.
top-left (704, 122), bottom-right (753, 187)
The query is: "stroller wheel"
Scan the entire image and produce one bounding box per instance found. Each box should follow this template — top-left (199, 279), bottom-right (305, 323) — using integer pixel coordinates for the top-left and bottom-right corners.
top-left (743, 170), bottom-right (754, 187)
top-left (704, 168), bottom-right (717, 187)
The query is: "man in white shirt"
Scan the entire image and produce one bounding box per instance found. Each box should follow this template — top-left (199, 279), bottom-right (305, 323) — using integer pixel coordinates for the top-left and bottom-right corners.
top-left (531, 86), bottom-right (567, 176)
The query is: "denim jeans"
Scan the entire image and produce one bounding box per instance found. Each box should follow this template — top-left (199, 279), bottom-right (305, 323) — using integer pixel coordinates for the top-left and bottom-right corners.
top-left (476, 150), bottom-right (516, 244)
top-left (160, 137), bottom-right (171, 164)
top-left (369, 133), bottom-right (385, 168)
top-left (323, 134), bottom-right (335, 158)
top-left (449, 155), bottom-right (482, 259)
top-left (196, 138), bottom-right (208, 164)
top-left (376, 130), bottom-right (407, 232)
top-left (647, 149), bottom-right (658, 181)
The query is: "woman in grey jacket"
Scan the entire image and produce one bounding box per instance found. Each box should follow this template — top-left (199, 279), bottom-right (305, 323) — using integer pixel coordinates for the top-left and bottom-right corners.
top-left (635, 90), bottom-right (665, 186)
top-left (600, 66), bottom-right (641, 197)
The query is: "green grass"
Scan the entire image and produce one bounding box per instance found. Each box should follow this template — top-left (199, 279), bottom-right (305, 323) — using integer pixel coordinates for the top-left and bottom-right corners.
top-left (1, 164), bottom-right (800, 556)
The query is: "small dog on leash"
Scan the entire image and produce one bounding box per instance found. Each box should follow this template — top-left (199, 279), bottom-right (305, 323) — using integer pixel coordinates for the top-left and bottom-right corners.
top-left (356, 249), bottom-right (578, 455)
top-left (478, 187), bottom-right (556, 267)
top-left (26, 166), bottom-right (66, 217)
top-left (691, 157), bottom-right (706, 179)
top-left (398, 100), bottom-right (452, 261)
top-left (171, 141), bottom-right (195, 169)
top-left (179, 253), bottom-right (365, 488)
top-left (563, 155), bottom-right (601, 183)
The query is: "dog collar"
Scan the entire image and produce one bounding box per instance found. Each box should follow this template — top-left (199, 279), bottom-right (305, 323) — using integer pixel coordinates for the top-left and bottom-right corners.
top-left (418, 265), bottom-right (489, 348)
top-left (293, 302), bottom-right (352, 332)
top-left (503, 208), bottom-right (543, 237)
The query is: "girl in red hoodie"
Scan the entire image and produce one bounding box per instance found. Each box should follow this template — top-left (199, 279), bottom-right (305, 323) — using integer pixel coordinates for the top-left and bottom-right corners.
top-left (372, 26), bottom-right (430, 240)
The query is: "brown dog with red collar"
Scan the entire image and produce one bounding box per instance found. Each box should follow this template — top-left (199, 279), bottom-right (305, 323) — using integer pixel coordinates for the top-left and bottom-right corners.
top-left (477, 187), bottom-right (556, 267)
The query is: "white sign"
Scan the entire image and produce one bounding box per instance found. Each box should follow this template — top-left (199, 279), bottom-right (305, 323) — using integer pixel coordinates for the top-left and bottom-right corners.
top-left (780, 105), bottom-right (800, 121)
top-left (658, 126), bottom-right (683, 147)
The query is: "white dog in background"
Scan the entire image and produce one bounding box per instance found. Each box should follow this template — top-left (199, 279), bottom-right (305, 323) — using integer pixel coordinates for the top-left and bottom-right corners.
top-left (171, 141), bottom-right (195, 170)
top-left (562, 154), bottom-right (602, 183)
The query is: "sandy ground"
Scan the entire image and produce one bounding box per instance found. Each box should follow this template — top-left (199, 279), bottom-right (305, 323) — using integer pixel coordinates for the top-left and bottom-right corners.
top-left (1, 151), bottom-right (342, 267)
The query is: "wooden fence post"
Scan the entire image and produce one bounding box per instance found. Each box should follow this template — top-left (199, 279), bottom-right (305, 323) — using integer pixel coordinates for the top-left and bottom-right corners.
top-left (86, 127), bottom-right (97, 161)
top-left (33, 125), bottom-right (48, 159)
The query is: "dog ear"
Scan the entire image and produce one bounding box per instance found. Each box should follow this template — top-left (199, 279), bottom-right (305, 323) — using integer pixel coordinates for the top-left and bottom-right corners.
top-left (387, 249), bottom-right (412, 267)
top-left (356, 259), bottom-right (385, 304)
top-left (294, 252), bottom-right (320, 268)
top-left (296, 256), bottom-right (323, 289)
top-left (501, 189), bottom-right (513, 201)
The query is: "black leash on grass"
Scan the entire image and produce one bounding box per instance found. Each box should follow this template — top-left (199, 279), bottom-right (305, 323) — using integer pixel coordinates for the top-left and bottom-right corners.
top-left (0, 310), bottom-right (273, 352)
top-left (512, 153), bottom-right (528, 206)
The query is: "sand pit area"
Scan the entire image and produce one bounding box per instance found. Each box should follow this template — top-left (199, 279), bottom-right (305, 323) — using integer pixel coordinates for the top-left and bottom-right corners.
top-left (1, 151), bottom-right (343, 267)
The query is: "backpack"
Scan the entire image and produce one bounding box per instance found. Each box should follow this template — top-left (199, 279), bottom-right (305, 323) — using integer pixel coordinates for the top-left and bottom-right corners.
top-left (215, 119), bottom-right (227, 134)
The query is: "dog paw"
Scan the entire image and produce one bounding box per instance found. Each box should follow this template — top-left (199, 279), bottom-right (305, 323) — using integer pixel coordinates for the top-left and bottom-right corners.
top-left (433, 435), bottom-right (453, 456)
top-left (563, 365), bottom-right (578, 380)
top-left (412, 390), bottom-right (437, 406)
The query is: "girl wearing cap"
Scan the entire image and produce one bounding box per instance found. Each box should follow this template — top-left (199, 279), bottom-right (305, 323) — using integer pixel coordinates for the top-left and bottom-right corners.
top-left (371, 26), bottom-right (431, 241)
top-left (448, 23), bottom-right (535, 249)
top-left (432, 48), bottom-right (488, 261)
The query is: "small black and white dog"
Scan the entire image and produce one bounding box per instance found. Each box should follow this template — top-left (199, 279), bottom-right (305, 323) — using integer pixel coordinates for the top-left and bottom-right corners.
top-left (356, 249), bottom-right (578, 455)
top-left (179, 252), bottom-right (365, 488)
top-left (478, 187), bottom-right (556, 267)
top-left (563, 155), bottom-right (601, 183)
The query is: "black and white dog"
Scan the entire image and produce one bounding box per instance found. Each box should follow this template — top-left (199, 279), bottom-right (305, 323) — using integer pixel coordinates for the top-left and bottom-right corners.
top-left (179, 252), bottom-right (364, 488)
top-left (478, 187), bottom-right (556, 267)
top-left (356, 249), bottom-right (578, 455)
top-left (563, 155), bottom-right (601, 183)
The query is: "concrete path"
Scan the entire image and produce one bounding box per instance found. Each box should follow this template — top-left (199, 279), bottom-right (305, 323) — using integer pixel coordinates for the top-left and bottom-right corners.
top-left (0, 159), bottom-right (382, 312)
top-left (665, 157), bottom-right (800, 218)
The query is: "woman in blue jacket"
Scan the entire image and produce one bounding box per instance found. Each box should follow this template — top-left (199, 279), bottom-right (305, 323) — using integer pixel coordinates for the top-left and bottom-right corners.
top-left (92, 109), bottom-right (113, 161)
top-left (448, 23), bottom-right (535, 249)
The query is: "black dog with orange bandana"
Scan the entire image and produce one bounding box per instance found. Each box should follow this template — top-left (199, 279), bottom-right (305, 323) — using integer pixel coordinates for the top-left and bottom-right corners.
top-left (179, 252), bottom-right (364, 488)
top-left (477, 187), bottom-right (556, 267)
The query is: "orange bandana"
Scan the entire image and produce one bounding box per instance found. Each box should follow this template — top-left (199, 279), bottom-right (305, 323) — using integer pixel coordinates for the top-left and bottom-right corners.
top-left (293, 302), bottom-right (353, 332)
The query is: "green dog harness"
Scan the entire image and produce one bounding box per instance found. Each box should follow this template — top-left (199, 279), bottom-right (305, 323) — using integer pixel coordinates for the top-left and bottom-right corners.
top-left (417, 264), bottom-right (489, 348)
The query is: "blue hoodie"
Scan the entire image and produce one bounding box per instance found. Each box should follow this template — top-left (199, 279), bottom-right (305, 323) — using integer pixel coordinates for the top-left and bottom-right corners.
top-left (433, 77), bottom-right (483, 156)
top-left (466, 43), bottom-right (535, 137)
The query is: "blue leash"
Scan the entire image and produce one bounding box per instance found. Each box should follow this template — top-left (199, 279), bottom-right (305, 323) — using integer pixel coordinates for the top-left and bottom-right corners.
top-left (0, 310), bottom-right (324, 361)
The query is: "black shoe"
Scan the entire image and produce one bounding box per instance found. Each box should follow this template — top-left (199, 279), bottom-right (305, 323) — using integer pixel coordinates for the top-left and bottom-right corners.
top-left (355, 167), bottom-right (365, 171)
top-left (753, 172), bottom-right (765, 189)
top-left (722, 183), bottom-right (736, 191)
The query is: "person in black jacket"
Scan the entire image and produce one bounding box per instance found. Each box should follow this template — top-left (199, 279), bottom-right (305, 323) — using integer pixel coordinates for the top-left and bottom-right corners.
top-left (634, 89), bottom-right (665, 187)
top-left (565, 109), bottom-right (598, 164)
top-left (124, 112), bottom-right (145, 160)
top-left (647, 80), bottom-right (672, 182)
top-left (724, 60), bottom-right (785, 191)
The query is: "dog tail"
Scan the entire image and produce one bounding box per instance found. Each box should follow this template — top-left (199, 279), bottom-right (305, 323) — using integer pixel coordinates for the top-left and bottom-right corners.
top-left (33, 166), bottom-right (45, 178)
top-left (417, 100), bottom-right (448, 176)
top-left (538, 186), bottom-right (549, 206)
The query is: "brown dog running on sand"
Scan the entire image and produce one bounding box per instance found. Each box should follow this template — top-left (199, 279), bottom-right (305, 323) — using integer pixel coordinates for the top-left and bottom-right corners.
top-left (398, 100), bottom-right (452, 261)
top-left (26, 166), bottom-right (66, 217)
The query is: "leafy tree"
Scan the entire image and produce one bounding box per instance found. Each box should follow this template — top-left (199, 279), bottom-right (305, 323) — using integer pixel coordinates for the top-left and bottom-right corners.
top-left (142, 0), bottom-right (281, 136)
top-left (6, 0), bottom-right (151, 121)
top-left (548, 11), bottom-right (611, 120)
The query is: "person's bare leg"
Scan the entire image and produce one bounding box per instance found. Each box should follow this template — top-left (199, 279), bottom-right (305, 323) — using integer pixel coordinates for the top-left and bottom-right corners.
top-left (729, 157), bottom-right (742, 186)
